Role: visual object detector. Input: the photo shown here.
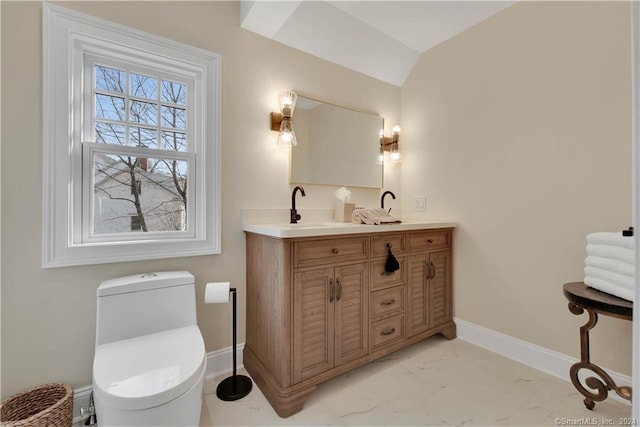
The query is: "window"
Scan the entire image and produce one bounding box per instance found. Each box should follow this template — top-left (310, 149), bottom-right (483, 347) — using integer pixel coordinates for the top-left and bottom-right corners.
top-left (43, 4), bottom-right (221, 267)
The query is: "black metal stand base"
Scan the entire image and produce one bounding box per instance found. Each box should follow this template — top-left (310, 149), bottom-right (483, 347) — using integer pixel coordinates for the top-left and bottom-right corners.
top-left (215, 287), bottom-right (253, 402)
top-left (216, 374), bottom-right (253, 401)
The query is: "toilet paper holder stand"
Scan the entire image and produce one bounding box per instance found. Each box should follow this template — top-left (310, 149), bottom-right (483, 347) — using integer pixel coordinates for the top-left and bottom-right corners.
top-left (213, 287), bottom-right (253, 401)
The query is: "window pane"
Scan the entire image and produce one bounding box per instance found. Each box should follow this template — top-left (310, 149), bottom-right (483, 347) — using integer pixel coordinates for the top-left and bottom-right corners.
top-left (96, 94), bottom-right (125, 121)
top-left (130, 73), bottom-right (158, 100)
top-left (95, 65), bottom-right (125, 93)
top-left (161, 131), bottom-right (186, 152)
top-left (161, 106), bottom-right (186, 129)
top-left (95, 122), bottom-right (126, 145)
top-left (162, 80), bottom-right (186, 105)
top-left (93, 153), bottom-right (188, 234)
top-left (130, 100), bottom-right (158, 126)
top-left (130, 127), bottom-right (158, 149)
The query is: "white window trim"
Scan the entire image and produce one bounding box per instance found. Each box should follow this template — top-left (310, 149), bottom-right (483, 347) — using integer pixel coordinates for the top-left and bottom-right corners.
top-left (43, 4), bottom-right (221, 268)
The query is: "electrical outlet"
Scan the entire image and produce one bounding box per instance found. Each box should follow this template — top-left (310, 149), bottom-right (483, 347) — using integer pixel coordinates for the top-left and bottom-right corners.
top-left (413, 196), bottom-right (426, 212)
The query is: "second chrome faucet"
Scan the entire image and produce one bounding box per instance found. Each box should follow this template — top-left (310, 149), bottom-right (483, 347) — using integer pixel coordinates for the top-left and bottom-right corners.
top-left (290, 186), bottom-right (306, 224)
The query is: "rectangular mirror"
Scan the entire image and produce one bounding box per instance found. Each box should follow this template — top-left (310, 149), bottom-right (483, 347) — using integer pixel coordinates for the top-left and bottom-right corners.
top-left (290, 95), bottom-right (383, 188)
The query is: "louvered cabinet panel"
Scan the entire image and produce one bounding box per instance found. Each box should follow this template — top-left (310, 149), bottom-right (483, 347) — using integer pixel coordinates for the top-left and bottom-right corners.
top-left (293, 268), bottom-right (335, 383)
top-left (407, 254), bottom-right (429, 337)
top-left (334, 263), bottom-right (369, 366)
top-left (429, 251), bottom-right (451, 328)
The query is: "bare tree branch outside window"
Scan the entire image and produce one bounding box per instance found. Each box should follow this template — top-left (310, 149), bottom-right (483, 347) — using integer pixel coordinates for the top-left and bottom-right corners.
top-left (93, 65), bottom-right (189, 234)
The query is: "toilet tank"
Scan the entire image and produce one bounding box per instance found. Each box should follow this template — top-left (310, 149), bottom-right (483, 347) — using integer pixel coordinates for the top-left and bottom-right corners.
top-left (96, 271), bottom-right (196, 346)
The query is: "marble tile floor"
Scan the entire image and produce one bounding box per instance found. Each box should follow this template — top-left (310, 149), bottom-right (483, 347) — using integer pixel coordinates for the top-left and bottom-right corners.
top-left (201, 337), bottom-right (631, 426)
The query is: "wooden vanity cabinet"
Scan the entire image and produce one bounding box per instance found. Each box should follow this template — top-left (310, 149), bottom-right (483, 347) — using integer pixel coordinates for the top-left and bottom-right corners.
top-left (243, 228), bottom-right (455, 418)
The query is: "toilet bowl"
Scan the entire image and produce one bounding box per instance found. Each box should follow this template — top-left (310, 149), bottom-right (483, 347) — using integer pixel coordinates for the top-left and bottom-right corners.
top-left (92, 272), bottom-right (206, 426)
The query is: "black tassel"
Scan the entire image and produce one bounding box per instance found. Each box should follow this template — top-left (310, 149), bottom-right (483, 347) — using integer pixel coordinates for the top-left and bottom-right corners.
top-left (385, 244), bottom-right (400, 273)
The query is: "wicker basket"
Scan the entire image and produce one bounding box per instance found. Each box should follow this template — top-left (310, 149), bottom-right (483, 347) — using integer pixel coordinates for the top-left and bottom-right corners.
top-left (0, 383), bottom-right (73, 427)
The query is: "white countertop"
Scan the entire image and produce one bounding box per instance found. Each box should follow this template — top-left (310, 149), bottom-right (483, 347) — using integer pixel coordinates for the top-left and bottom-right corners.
top-left (242, 219), bottom-right (457, 238)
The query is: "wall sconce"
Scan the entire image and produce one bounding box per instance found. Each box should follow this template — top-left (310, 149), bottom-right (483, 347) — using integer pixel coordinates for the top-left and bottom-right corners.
top-left (380, 125), bottom-right (401, 162)
top-left (270, 91), bottom-right (298, 146)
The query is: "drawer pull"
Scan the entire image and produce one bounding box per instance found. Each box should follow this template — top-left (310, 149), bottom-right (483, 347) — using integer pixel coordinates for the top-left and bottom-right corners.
top-left (380, 271), bottom-right (397, 276)
top-left (380, 327), bottom-right (396, 336)
top-left (329, 279), bottom-right (335, 302)
top-left (380, 298), bottom-right (396, 306)
top-left (336, 278), bottom-right (342, 301)
top-left (332, 248), bottom-right (339, 254)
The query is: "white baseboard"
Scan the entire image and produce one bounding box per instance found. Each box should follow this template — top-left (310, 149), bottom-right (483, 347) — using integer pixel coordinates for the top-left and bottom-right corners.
top-left (204, 342), bottom-right (245, 380)
top-left (72, 343), bottom-right (245, 425)
top-left (454, 317), bottom-right (632, 405)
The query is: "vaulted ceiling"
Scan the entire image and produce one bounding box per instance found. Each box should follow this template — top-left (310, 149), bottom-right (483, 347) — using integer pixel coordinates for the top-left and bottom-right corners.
top-left (240, 1), bottom-right (515, 87)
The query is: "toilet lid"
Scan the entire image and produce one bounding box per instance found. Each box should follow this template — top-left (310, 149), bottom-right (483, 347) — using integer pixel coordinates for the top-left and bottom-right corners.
top-left (93, 325), bottom-right (206, 411)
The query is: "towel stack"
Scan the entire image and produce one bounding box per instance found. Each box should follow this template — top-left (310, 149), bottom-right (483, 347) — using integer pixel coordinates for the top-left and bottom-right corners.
top-left (584, 232), bottom-right (635, 301)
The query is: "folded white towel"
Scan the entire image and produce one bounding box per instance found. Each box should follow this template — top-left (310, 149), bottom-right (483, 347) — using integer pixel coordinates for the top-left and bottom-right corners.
top-left (584, 276), bottom-right (634, 301)
top-left (584, 266), bottom-right (634, 289)
top-left (586, 232), bottom-right (634, 249)
top-left (585, 256), bottom-right (634, 277)
top-left (586, 244), bottom-right (635, 265)
top-left (352, 208), bottom-right (401, 225)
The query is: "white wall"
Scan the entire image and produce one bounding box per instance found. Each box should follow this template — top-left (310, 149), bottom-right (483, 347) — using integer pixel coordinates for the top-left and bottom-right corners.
top-left (401, 1), bottom-right (633, 374)
top-left (0, 1), bottom-right (400, 397)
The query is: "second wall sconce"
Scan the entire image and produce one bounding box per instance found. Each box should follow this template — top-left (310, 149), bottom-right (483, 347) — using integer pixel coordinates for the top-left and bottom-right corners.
top-left (271, 91), bottom-right (298, 146)
top-left (380, 125), bottom-right (401, 162)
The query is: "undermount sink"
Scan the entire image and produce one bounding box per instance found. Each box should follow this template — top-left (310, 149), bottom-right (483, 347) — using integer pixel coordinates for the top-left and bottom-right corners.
top-left (286, 222), bottom-right (353, 228)
top-left (286, 223), bottom-right (330, 228)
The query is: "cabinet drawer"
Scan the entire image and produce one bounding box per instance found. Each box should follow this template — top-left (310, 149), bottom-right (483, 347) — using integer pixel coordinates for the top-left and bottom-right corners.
top-left (294, 237), bottom-right (368, 268)
top-left (370, 256), bottom-right (405, 290)
top-left (371, 286), bottom-right (405, 320)
top-left (408, 230), bottom-right (450, 252)
top-left (371, 315), bottom-right (404, 351)
top-left (371, 234), bottom-right (406, 257)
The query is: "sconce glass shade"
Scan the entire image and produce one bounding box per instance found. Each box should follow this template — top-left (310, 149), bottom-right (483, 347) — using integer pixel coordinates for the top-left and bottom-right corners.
top-left (390, 146), bottom-right (400, 162)
top-left (278, 117), bottom-right (297, 146)
top-left (278, 91), bottom-right (297, 118)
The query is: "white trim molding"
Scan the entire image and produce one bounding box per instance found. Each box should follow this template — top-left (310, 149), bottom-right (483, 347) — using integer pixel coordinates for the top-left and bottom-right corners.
top-left (42, 4), bottom-right (222, 268)
top-left (455, 318), bottom-right (632, 405)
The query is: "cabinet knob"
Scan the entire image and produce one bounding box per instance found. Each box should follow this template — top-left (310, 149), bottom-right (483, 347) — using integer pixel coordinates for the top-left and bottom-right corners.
top-left (332, 248), bottom-right (339, 254)
top-left (380, 327), bottom-right (396, 336)
top-left (427, 239), bottom-right (433, 244)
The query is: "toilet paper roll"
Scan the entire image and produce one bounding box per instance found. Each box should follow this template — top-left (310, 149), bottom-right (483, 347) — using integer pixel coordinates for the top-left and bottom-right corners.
top-left (205, 282), bottom-right (230, 304)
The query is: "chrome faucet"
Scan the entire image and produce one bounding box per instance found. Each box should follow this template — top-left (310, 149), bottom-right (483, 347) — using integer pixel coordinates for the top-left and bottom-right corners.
top-left (381, 190), bottom-right (396, 211)
top-left (290, 186), bottom-right (306, 224)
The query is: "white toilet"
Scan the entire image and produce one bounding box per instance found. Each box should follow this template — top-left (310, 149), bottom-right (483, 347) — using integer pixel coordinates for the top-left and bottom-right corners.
top-left (92, 271), bottom-right (206, 427)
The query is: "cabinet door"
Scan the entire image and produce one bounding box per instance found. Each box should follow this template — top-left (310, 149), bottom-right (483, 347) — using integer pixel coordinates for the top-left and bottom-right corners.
top-left (429, 251), bottom-right (451, 328)
top-left (407, 253), bottom-right (429, 337)
top-left (334, 263), bottom-right (369, 366)
top-left (293, 268), bottom-right (335, 383)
